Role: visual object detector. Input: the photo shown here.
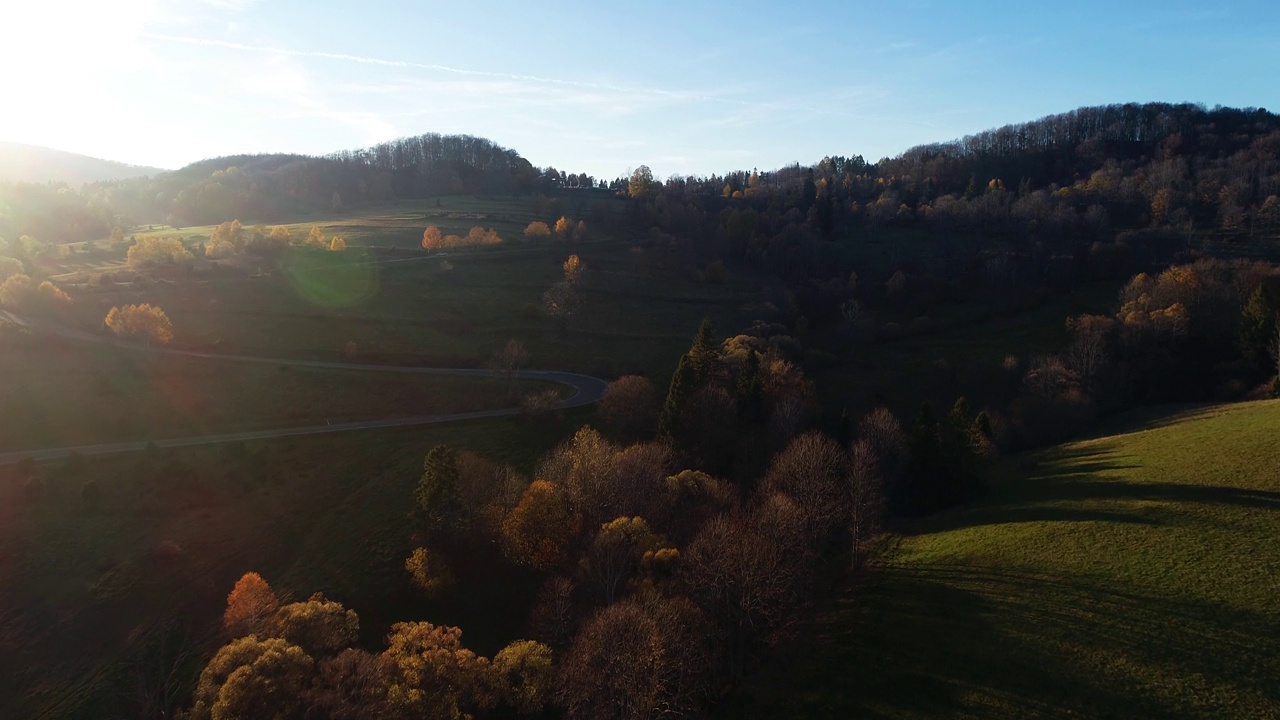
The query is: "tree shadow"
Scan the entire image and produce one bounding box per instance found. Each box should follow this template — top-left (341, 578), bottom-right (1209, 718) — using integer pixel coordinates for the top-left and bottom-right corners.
top-left (756, 564), bottom-right (1280, 719)
top-left (898, 440), bottom-right (1280, 537)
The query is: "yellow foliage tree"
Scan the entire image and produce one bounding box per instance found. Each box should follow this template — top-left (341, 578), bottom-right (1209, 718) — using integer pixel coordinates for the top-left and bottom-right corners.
top-left (306, 226), bottom-right (327, 249)
top-left (36, 281), bottom-right (72, 313)
top-left (501, 480), bottom-right (580, 570)
top-left (563, 254), bottom-right (582, 285)
top-left (210, 220), bottom-right (243, 251)
top-left (405, 547), bottom-right (454, 599)
top-left (553, 217), bottom-right (572, 238)
top-left (523, 221), bottom-right (550, 241)
top-left (187, 636), bottom-right (313, 720)
top-left (128, 236), bottom-right (193, 267)
top-left (381, 621), bottom-right (497, 718)
top-left (268, 225), bottom-right (292, 243)
top-left (104, 303), bottom-right (174, 345)
top-left (493, 640), bottom-right (553, 715)
top-left (0, 273), bottom-right (34, 310)
top-left (265, 594), bottom-right (360, 656)
top-left (329, 236), bottom-right (346, 252)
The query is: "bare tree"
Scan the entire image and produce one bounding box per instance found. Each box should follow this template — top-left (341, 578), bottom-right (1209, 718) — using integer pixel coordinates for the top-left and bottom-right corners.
top-left (488, 339), bottom-right (529, 398)
top-left (1270, 315), bottom-right (1280, 392)
top-left (556, 596), bottom-right (713, 720)
top-left (124, 619), bottom-right (201, 720)
top-left (848, 439), bottom-right (885, 568)
top-left (527, 577), bottom-right (577, 651)
top-left (760, 431), bottom-right (849, 545)
top-left (1065, 314), bottom-right (1115, 389)
top-left (542, 281), bottom-right (578, 333)
top-left (597, 376), bottom-right (661, 439)
top-left (680, 504), bottom-right (808, 682)
top-left (858, 407), bottom-right (907, 487)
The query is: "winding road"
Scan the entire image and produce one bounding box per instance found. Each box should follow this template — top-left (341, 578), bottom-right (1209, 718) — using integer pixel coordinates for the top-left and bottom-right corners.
top-left (0, 310), bottom-right (608, 465)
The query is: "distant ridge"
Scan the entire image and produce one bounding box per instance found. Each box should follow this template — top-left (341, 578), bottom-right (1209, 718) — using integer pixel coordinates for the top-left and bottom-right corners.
top-left (0, 142), bottom-right (167, 186)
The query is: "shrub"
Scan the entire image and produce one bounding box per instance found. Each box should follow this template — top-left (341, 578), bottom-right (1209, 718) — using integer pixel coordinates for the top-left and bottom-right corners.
top-left (520, 389), bottom-right (563, 421)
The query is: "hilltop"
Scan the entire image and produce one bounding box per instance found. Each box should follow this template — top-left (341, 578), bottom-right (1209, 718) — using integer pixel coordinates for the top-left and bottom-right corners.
top-left (0, 142), bottom-right (165, 186)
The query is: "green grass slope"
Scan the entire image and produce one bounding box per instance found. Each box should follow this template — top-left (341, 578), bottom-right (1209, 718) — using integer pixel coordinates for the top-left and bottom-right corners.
top-left (766, 400), bottom-right (1280, 719)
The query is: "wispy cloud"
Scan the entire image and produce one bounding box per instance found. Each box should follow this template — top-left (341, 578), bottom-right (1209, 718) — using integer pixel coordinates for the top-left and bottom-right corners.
top-left (141, 32), bottom-right (701, 100)
top-left (196, 0), bottom-right (258, 11)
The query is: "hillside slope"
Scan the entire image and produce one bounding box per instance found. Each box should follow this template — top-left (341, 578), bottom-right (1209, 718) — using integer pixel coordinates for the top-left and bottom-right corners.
top-left (0, 142), bottom-right (164, 185)
top-left (764, 400), bottom-right (1280, 719)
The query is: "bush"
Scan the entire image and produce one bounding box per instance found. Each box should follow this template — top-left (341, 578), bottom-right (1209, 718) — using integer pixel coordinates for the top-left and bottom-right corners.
top-left (521, 389), bottom-right (563, 422)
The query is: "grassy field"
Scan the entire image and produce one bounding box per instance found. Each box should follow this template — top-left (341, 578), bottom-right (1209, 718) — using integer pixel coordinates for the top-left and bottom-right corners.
top-left (761, 400), bottom-right (1280, 719)
top-left (124, 195), bottom-right (612, 250)
top-left (0, 334), bottom-right (560, 450)
top-left (0, 409), bottom-right (590, 720)
top-left (59, 235), bottom-right (757, 380)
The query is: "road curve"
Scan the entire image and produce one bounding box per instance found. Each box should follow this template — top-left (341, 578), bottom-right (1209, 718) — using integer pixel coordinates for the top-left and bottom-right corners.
top-left (0, 310), bottom-right (608, 465)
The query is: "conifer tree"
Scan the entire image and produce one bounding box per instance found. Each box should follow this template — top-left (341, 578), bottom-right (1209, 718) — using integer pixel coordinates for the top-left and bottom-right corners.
top-left (659, 354), bottom-right (696, 438)
top-left (415, 445), bottom-right (464, 534)
top-left (687, 318), bottom-right (720, 384)
top-left (734, 350), bottom-right (764, 423)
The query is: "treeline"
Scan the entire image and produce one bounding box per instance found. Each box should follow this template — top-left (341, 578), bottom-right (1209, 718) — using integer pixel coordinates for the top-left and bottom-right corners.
top-left (0, 181), bottom-right (118, 244)
top-left (183, 321), bottom-right (989, 718)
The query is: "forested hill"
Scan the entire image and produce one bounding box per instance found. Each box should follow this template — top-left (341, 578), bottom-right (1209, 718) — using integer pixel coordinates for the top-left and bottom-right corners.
top-left (879, 103), bottom-right (1278, 193)
top-left (621, 102), bottom-right (1280, 285)
top-left (99, 133), bottom-right (540, 228)
top-left (0, 142), bottom-right (165, 186)
top-left (5, 103), bottom-right (1280, 248)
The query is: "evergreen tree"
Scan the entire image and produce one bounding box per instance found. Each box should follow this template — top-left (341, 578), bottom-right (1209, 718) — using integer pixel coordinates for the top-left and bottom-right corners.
top-left (415, 445), bottom-right (464, 534)
top-left (659, 354), bottom-right (697, 438)
top-left (975, 410), bottom-right (994, 440)
top-left (901, 401), bottom-right (983, 516)
top-left (734, 349), bottom-right (764, 423)
top-left (688, 318), bottom-right (720, 384)
top-left (800, 170), bottom-right (818, 212)
top-left (1239, 283), bottom-right (1280, 375)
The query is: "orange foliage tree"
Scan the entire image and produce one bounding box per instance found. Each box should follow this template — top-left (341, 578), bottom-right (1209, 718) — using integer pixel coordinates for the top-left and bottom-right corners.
top-left (223, 571), bottom-right (280, 638)
top-left (501, 480), bottom-right (580, 570)
top-left (421, 225), bottom-right (442, 250)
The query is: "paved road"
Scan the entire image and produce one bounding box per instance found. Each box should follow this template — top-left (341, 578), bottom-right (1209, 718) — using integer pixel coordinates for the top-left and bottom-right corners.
top-left (0, 311), bottom-right (608, 465)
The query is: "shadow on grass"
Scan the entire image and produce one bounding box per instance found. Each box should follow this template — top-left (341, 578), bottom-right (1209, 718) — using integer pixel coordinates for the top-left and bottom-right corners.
top-left (899, 443), bottom-right (1280, 537)
top-left (756, 564), bottom-right (1280, 719)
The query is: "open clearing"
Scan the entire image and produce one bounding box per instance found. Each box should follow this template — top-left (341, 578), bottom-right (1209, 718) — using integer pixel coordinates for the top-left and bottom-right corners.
top-left (762, 400), bottom-right (1280, 719)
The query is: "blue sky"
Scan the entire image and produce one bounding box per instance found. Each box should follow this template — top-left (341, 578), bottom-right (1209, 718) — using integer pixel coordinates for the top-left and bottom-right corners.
top-left (2, 0), bottom-right (1277, 179)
